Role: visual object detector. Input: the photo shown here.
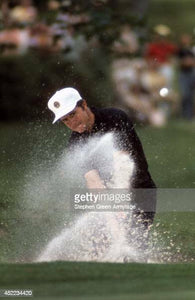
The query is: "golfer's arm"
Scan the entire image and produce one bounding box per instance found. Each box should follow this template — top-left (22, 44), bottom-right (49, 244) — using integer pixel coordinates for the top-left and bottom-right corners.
top-left (84, 169), bottom-right (106, 189)
top-left (84, 152), bottom-right (129, 189)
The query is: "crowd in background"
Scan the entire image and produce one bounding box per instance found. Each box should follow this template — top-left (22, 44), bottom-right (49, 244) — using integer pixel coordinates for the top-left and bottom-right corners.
top-left (0, 0), bottom-right (88, 57)
top-left (112, 25), bottom-right (195, 125)
top-left (0, 0), bottom-right (195, 126)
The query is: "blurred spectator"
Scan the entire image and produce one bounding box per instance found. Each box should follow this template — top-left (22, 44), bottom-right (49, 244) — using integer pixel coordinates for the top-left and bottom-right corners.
top-left (46, 1), bottom-right (60, 25)
top-left (111, 23), bottom-right (179, 126)
top-left (140, 62), bottom-right (178, 118)
top-left (0, 0), bottom-right (10, 28)
top-left (51, 24), bottom-right (87, 60)
top-left (48, 1), bottom-right (60, 11)
top-left (0, 22), bottom-right (55, 56)
top-left (145, 24), bottom-right (177, 87)
top-left (112, 58), bottom-right (167, 126)
top-left (49, 2), bottom-right (88, 58)
top-left (0, 25), bottom-right (30, 55)
top-left (56, 1), bottom-right (89, 27)
top-left (29, 23), bottom-right (53, 52)
top-left (10, 0), bottom-right (37, 26)
top-left (112, 24), bottom-right (139, 55)
top-left (177, 33), bottom-right (195, 120)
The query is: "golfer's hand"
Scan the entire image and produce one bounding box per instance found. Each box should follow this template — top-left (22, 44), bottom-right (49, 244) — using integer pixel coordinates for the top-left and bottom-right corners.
top-left (84, 169), bottom-right (106, 189)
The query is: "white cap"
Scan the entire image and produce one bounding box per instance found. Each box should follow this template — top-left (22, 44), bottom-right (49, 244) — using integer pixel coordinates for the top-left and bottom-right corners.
top-left (47, 87), bottom-right (82, 124)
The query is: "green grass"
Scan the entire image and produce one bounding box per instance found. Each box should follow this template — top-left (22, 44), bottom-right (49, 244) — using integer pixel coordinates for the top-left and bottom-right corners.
top-left (137, 120), bottom-right (195, 188)
top-left (0, 261), bottom-right (195, 299)
top-left (148, 0), bottom-right (195, 35)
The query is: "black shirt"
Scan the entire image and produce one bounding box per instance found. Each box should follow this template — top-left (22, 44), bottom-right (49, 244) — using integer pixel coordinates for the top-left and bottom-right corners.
top-left (68, 107), bottom-right (156, 189)
top-left (177, 47), bottom-right (194, 71)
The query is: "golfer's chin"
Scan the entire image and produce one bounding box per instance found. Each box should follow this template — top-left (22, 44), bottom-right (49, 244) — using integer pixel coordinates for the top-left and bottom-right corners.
top-left (73, 124), bottom-right (87, 133)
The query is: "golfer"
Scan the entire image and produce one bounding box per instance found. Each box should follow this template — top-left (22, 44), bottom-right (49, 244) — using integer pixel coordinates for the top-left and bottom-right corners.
top-left (48, 87), bottom-right (156, 252)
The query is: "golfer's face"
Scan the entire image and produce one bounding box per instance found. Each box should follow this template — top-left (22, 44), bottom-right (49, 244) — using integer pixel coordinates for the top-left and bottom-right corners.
top-left (61, 105), bottom-right (90, 133)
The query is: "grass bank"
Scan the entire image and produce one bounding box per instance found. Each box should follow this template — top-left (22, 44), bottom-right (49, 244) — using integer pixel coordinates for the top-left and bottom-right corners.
top-left (0, 261), bottom-right (195, 299)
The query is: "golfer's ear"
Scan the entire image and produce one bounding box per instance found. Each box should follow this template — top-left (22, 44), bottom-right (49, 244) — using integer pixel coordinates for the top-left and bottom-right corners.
top-left (82, 99), bottom-right (87, 108)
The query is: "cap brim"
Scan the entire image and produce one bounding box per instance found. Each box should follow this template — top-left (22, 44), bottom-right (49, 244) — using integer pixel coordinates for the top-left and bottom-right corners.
top-left (52, 117), bottom-right (59, 124)
top-left (52, 113), bottom-right (65, 124)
